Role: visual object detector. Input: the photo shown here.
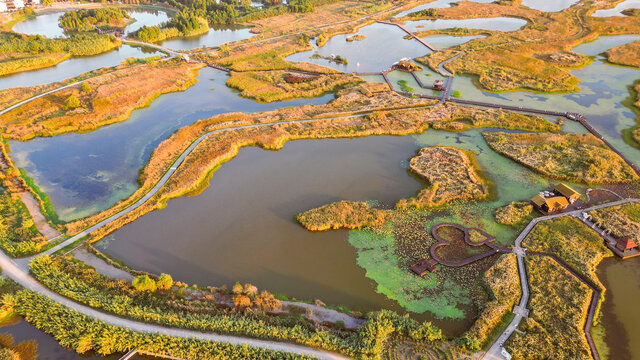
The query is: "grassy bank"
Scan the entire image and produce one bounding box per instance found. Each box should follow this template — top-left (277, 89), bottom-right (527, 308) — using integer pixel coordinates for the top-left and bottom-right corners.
top-left (411, 0), bottom-right (640, 93)
top-left (61, 83), bottom-right (558, 237)
top-left (0, 59), bottom-right (204, 140)
top-left (28, 254), bottom-right (444, 359)
top-left (296, 201), bottom-right (390, 231)
top-left (605, 40), bottom-right (640, 68)
top-left (506, 256), bottom-right (593, 360)
top-left (225, 70), bottom-right (360, 102)
top-left (397, 146), bottom-right (488, 209)
top-left (0, 32), bottom-right (121, 77)
top-left (483, 132), bottom-right (639, 183)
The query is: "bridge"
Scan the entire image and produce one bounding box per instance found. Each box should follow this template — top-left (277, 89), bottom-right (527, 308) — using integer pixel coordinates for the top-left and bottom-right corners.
top-left (376, 20), bottom-right (438, 52)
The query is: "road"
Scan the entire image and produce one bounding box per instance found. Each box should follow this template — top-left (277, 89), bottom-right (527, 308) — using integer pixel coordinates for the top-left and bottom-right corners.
top-left (0, 249), bottom-right (350, 360)
top-left (482, 198), bottom-right (639, 360)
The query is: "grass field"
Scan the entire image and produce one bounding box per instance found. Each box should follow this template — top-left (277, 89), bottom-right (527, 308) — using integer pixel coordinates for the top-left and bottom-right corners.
top-left (483, 132), bottom-right (638, 183)
top-left (0, 59), bottom-right (203, 140)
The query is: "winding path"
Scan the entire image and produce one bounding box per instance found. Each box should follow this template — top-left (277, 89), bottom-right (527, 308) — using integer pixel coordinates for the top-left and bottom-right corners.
top-left (0, 250), bottom-right (350, 360)
top-left (482, 198), bottom-right (639, 360)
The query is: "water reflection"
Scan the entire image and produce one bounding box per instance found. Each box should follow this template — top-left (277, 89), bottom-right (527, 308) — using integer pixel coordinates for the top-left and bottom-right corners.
top-left (9, 68), bottom-right (333, 221)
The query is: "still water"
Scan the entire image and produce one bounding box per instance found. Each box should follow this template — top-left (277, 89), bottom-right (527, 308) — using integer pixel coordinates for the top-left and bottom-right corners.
top-left (9, 68), bottom-right (333, 221)
top-left (591, 0), bottom-right (640, 17)
top-left (12, 9), bottom-right (170, 38)
top-left (521, 0), bottom-right (580, 12)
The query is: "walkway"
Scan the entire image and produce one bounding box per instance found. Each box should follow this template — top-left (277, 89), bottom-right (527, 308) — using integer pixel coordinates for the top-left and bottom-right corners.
top-left (376, 20), bottom-right (438, 51)
top-left (482, 198), bottom-right (639, 360)
top-left (429, 223), bottom-right (510, 267)
top-left (0, 80), bottom-right (88, 117)
top-left (122, 39), bottom-right (182, 57)
top-left (0, 249), bottom-right (350, 360)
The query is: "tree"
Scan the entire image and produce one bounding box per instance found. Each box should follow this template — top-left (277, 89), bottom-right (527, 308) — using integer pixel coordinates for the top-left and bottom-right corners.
top-left (81, 82), bottom-right (91, 93)
top-left (254, 291), bottom-right (281, 311)
top-left (243, 283), bottom-right (258, 296)
top-left (232, 294), bottom-right (252, 309)
top-left (132, 275), bottom-right (156, 292)
top-left (63, 95), bottom-right (81, 110)
top-left (157, 273), bottom-right (173, 290)
top-left (41, 0), bottom-right (52, 6)
top-left (232, 282), bottom-right (243, 294)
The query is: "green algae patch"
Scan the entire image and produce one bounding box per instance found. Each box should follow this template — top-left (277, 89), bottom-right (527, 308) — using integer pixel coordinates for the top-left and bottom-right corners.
top-left (348, 229), bottom-right (469, 319)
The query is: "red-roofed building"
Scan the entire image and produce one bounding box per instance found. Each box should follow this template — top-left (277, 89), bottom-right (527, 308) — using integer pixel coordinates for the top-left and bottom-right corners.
top-left (615, 237), bottom-right (638, 253)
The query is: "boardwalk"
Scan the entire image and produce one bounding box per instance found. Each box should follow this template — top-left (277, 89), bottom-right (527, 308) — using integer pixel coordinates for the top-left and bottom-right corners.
top-left (429, 223), bottom-right (510, 267)
top-left (376, 20), bottom-right (438, 51)
top-left (482, 198), bottom-right (639, 360)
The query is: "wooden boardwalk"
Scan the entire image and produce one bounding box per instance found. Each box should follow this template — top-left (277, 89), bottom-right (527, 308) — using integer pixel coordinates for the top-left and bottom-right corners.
top-left (429, 223), bottom-right (510, 267)
top-left (527, 252), bottom-right (601, 360)
top-left (376, 20), bottom-right (438, 52)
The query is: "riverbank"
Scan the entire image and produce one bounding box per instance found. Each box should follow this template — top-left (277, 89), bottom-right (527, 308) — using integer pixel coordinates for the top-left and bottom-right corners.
top-left (0, 59), bottom-right (204, 140)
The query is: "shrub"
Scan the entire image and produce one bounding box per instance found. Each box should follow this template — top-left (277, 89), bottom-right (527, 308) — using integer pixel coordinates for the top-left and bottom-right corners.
top-left (63, 95), bottom-right (81, 110)
top-left (81, 82), bottom-right (91, 93)
top-left (157, 273), bottom-right (173, 290)
top-left (132, 275), bottom-right (156, 292)
top-left (451, 90), bottom-right (462, 98)
top-left (232, 294), bottom-right (252, 309)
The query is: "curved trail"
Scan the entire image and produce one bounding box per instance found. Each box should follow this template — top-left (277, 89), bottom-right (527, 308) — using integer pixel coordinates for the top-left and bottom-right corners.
top-left (0, 80), bottom-right (88, 116)
top-left (1, 104), bottom-right (444, 358)
top-left (0, 250), bottom-right (350, 360)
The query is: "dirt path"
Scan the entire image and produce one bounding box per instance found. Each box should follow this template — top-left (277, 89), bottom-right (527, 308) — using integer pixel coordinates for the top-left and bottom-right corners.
top-left (72, 248), bottom-right (134, 282)
top-left (18, 192), bottom-right (60, 241)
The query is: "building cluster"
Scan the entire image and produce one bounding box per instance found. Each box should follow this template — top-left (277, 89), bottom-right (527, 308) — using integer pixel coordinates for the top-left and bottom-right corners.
top-left (530, 183), bottom-right (581, 214)
top-left (0, 0), bottom-right (39, 12)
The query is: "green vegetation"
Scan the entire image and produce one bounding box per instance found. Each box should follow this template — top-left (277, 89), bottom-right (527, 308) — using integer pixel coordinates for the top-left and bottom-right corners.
top-left (0, 188), bottom-right (44, 257)
top-left (397, 80), bottom-right (414, 93)
top-left (135, 12), bottom-right (209, 43)
top-left (397, 146), bottom-right (487, 208)
top-left (63, 95), bottom-right (81, 110)
top-left (157, 273), bottom-right (173, 290)
top-left (0, 32), bottom-right (120, 76)
top-left (590, 203), bottom-right (640, 245)
top-left (3, 290), bottom-right (317, 359)
top-left (132, 275), bottom-right (157, 292)
top-left (450, 90), bottom-right (461, 98)
top-left (410, 8), bottom-right (437, 18)
top-left (17, 168), bottom-right (61, 225)
top-left (296, 201), bottom-right (390, 231)
top-left (29, 255), bottom-right (444, 359)
top-left (522, 217), bottom-right (610, 314)
top-left (461, 254), bottom-right (520, 350)
top-left (494, 201), bottom-right (532, 225)
top-left (0, 332), bottom-right (37, 360)
top-left (346, 34), bottom-right (366, 42)
top-left (507, 256), bottom-right (592, 360)
top-left (483, 132), bottom-right (638, 183)
top-left (59, 8), bottom-right (130, 32)
top-left (225, 70), bottom-right (359, 102)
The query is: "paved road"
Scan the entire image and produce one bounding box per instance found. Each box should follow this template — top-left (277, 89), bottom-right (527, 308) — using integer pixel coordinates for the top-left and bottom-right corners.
top-left (482, 198), bottom-right (639, 360)
top-left (0, 249), bottom-right (350, 360)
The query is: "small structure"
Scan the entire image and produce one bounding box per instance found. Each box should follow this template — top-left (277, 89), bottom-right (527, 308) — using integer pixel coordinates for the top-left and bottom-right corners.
top-left (531, 194), bottom-right (569, 214)
top-left (615, 237), bottom-right (638, 253)
top-left (181, 54), bottom-right (190, 63)
top-left (433, 79), bottom-right (444, 91)
top-left (554, 183), bottom-right (580, 203)
top-left (411, 258), bottom-right (437, 276)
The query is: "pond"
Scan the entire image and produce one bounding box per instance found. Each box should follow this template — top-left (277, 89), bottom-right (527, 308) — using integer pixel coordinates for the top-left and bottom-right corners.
top-left (12, 9), bottom-right (170, 38)
top-left (286, 22), bottom-right (482, 73)
top-left (8, 67), bottom-right (333, 221)
top-left (99, 120), bottom-right (589, 334)
top-left (591, 0), bottom-right (640, 17)
top-left (159, 25), bottom-right (254, 51)
top-left (521, 0), bottom-right (580, 12)
top-left (0, 45), bottom-right (160, 90)
top-left (402, 16), bottom-right (527, 33)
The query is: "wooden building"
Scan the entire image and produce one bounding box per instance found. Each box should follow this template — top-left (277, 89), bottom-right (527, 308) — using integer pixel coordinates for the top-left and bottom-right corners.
top-left (554, 183), bottom-right (580, 204)
top-left (531, 194), bottom-right (569, 214)
top-left (433, 79), bottom-right (444, 91)
top-left (411, 258), bottom-right (437, 276)
top-left (615, 237), bottom-right (638, 253)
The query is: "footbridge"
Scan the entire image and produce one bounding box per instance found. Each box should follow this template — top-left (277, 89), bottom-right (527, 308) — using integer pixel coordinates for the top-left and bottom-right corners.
top-left (376, 20), bottom-right (438, 51)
